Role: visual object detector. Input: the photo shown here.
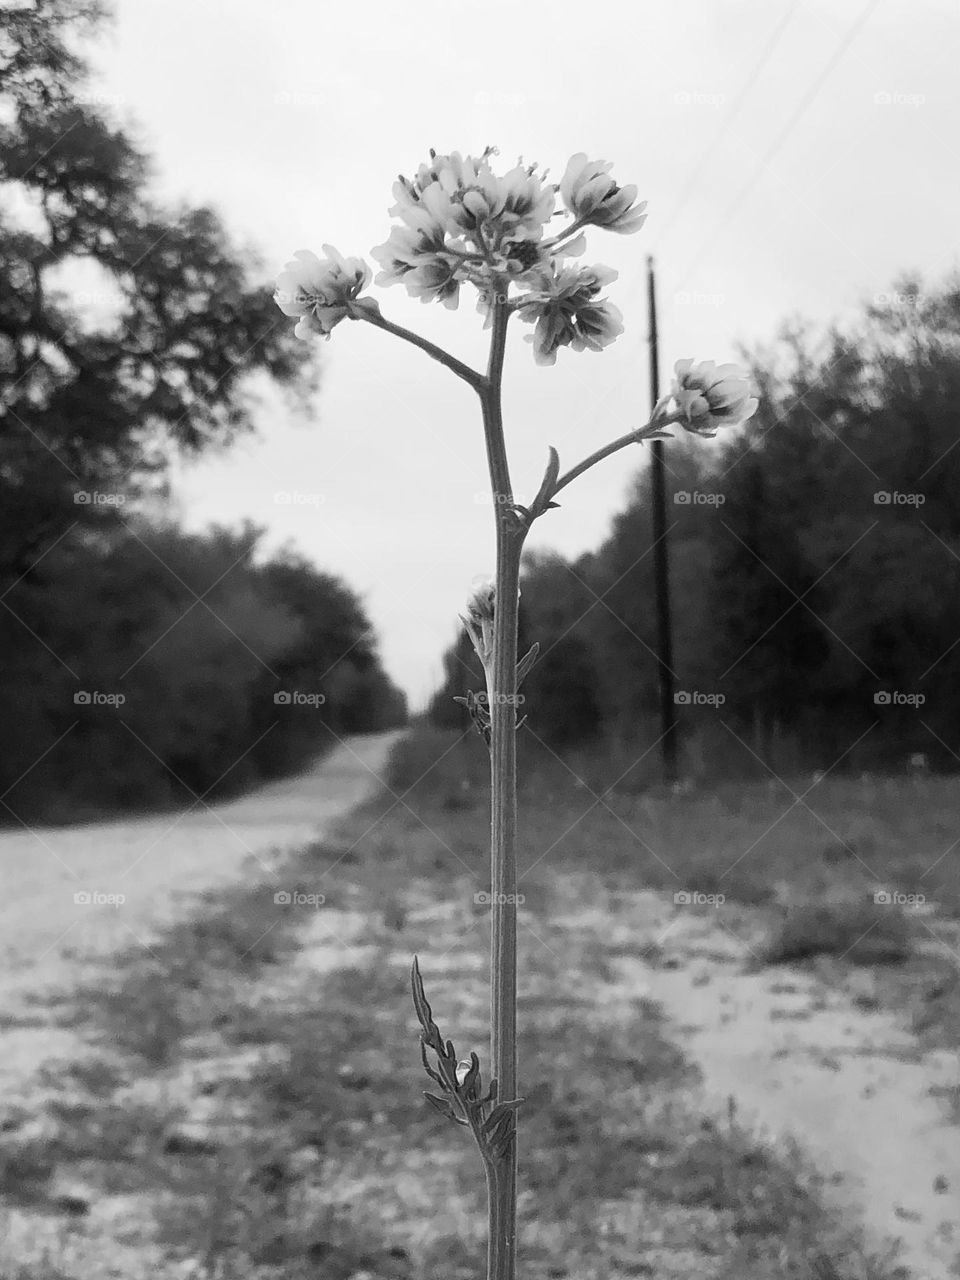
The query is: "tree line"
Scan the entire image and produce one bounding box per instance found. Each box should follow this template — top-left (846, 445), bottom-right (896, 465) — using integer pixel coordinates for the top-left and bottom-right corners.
top-left (1, 1), bottom-right (405, 823)
top-left (431, 276), bottom-right (960, 779)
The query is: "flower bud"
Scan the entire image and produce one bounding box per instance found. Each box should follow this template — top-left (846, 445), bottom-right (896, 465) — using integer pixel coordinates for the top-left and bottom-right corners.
top-left (559, 154), bottom-right (647, 235)
top-left (670, 359), bottom-right (758, 437)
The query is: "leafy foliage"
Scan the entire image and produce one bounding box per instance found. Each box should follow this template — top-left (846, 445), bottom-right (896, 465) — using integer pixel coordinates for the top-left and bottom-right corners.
top-left (0, 521), bottom-right (406, 823)
top-left (430, 275), bottom-right (960, 774)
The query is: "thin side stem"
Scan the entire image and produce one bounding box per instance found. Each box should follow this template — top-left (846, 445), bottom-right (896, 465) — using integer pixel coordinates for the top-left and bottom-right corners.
top-left (353, 303), bottom-right (486, 391)
top-left (551, 417), bottom-right (676, 502)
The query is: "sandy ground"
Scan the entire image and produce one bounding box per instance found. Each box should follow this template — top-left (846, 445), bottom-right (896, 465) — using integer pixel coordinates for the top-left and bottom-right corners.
top-left (3, 760), bottom-right (960, 1277)
top-left (0, 731), bottom-right (401, 1091)
top-left (610, 890), bottom-right (960, 1279)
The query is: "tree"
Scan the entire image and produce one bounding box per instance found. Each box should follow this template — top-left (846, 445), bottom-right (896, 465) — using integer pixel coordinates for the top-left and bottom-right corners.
top-left (0, 6), bottom-right (317, 584)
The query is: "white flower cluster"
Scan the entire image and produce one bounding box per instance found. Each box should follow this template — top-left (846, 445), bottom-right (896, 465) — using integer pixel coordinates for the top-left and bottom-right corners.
top-left (371, 148), bottom-right (646, 365)
top-left (274, 147), bottom-right (647, 365)
top-left (272, 148), bottom-right (758, 433)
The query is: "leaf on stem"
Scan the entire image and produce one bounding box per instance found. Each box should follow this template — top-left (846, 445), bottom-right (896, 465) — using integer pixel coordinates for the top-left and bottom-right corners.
top-left (481, 1098), bottom-right (525, 1133)
top-left (411, 956), bottom-right (440, 1044)
top-left (516, 643), bottom-right (539, 687)
top-left (423, 1092), bottom-right (468, 1125)
top-left (419, 1039), bottom-right (445, 1089)
top-left (529, 446), bottom-right (561, 519)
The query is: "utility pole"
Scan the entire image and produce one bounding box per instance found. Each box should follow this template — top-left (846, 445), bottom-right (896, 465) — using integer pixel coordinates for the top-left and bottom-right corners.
top-left (647, 255), bottom-right (678, 784)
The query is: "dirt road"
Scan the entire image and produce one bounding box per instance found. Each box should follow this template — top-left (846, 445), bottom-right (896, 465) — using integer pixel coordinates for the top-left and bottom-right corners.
top-left (0, 730), bottom-right (401, 1017)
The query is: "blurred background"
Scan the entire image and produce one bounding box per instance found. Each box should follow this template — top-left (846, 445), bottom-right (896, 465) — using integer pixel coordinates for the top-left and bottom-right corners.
top-left (2, 0), bottom-right (958, 823)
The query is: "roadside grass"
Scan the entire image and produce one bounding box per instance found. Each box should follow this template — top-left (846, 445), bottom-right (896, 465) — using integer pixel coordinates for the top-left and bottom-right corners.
top-left (0, 738), bottom-right (909, 1279)
top-left (390, 724), bottom-right (960, 1047)
top-left (759, 899), bottom-right (913, 966)
top-left (391, 725), bottom-right (960, 914)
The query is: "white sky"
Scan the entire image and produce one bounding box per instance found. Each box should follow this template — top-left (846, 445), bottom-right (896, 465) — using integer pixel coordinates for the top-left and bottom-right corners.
top-left (81, 0), bottom-right (958, 708)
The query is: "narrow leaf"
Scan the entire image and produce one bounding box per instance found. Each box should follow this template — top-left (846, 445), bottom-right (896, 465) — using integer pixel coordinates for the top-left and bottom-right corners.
top-left (459, 1051), bottom-right (481, 1097)
top-left (482, 1097), bottom-right (525, 1134)
top-left (411, 956), bottom-right (443, 1050)
top-left (531, 446), bottom-right (561, 515)
top-left (515, 643), bottom-right (539, 688)
top-left (419, 1040), bottom-right (446, 1090)
top-left (423, 1092), bottom-right (462, 1125)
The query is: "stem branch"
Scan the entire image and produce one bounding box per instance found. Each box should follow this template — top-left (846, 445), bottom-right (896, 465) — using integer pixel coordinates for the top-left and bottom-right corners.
top-left (550, 415), bottom-right (678, 503)
top-left (353, 303), bottom-right (486, 391)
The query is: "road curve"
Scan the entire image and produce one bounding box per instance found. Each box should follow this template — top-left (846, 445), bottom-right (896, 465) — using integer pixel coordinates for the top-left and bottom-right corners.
top-left (0, 730), bottom-right (402, 1008)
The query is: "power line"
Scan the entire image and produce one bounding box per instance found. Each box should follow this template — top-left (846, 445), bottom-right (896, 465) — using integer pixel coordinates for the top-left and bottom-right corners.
top-left (656, 0), bottom-right (801, 245)
top-left (674, 0), bottom-right (883, 292)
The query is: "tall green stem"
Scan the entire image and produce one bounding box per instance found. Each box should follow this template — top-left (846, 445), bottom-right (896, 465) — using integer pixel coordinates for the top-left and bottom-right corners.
top-left (478, 296), bottom-right (525, 1280)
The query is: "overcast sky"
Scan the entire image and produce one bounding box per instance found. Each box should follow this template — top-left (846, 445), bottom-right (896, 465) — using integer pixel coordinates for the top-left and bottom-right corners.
top-left (83, 0), bottom-right (958, 708)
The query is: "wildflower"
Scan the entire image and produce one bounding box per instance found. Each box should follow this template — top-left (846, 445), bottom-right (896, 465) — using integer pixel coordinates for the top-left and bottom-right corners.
top-left (274, 246), bottom-right (370, 340)
top-left (371, 203), bottom-right (465, 308)
top-left (516, 263), bottom-right (624, 366)
top-left (381, 149), bottom-right (555, 310)
top-left (450, 159), bottom-right (554, 262)
top-left (671, 359), bottom-right (758, 436)
top-left (559, 153), bottom-right (647, 234)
